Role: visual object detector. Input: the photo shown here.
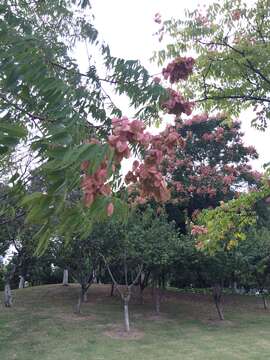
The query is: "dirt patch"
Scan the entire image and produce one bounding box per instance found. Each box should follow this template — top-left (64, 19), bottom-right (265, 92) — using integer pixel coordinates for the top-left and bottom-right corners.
top-left (57, 313), bottom-right (96, 322)
top-left (103, 326), bottom-right (144, 340)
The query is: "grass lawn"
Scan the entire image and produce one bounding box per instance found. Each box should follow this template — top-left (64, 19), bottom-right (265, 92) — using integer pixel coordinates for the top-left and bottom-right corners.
top-left (1, 284), bottom-right (270, 360)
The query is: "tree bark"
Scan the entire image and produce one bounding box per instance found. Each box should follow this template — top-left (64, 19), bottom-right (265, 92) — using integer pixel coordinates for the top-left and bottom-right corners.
top-left (124, 298), bottom-right (130, 332)
top-left (4, 284), bottom-right (12, 307)
top-left (62, 269), bottom-right (69, 286)
top-left (262, 295), bottom-right (268, 310)
top-left (92, 269), bottom-right (97, 284)
top-left (139, 286), bottom-right (144, 304)
top-left (110, 282), bottom-right (115, 297)
top-left (155, 286), bottom-right (161, 314)
top-left (75, 287), bottom-right (87, 313)
top-left (233, 281), bottom-right (238, 293)
top-left (75, 295), bottom-right (82, 314)
top-left (18, 276), bottom-right (25, 289)
top-left (138, 271), bottom-right (150, 304)
top-left (138, 271), bottom-right (145, 304)
top-left (213, 283), bottom-right (224, 320)
top-left (83, 290), bottom-right (88, 302)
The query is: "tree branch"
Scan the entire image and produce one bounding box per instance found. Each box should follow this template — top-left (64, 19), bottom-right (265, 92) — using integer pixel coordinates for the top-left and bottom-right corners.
top-left (196, 94), bottom-right (270, 103)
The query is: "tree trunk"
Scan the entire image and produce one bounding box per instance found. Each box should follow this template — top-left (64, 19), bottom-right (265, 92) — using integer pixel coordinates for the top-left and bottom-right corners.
top-left (151, 281), bottom-right (155, 299)
top-left (213, 284), bottom-right (224, 320)
top-left (4, 284), bottom-right (12, 307)
top-left (92, 269), bottom-right (97, 284)
top-left (262, 295), bottom-right (268, 310)
top-left (18, 276), bottom-right (25, 289)
top-left (75, 295), bottom-right (82, 314)
top-left (123, 298), bottom-right (130, 332)
top-left (62, 269), bottom-right (69, 286)
top-left (75, 287), bottom-right (86, 313)
top-left (155, 286), bottom-right (161, 314)
top-left (139, 285), bottom-right (144, 304)
top-left (83, 290), bottom-right (88, 302)
top-left (110, 282), bottom-right (115, 297)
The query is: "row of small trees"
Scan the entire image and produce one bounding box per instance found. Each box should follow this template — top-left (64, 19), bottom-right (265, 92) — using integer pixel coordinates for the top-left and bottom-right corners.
top-left (1, 199), bottom-right (270, 330)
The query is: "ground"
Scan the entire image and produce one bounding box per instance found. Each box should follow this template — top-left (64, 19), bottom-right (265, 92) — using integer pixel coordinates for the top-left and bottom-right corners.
top-left (1, 284), bottom-right (270, 360)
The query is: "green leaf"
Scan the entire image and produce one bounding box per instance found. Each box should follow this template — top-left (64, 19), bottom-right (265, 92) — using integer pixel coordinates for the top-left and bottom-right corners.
top-left (0, 122), bottom-right (27, 138)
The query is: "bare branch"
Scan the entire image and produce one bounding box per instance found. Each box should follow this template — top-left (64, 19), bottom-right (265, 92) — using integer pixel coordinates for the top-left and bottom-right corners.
top-left (100, 254), bottom-right (123, 299)
top-left (128, 264), bottom-right (143, 290)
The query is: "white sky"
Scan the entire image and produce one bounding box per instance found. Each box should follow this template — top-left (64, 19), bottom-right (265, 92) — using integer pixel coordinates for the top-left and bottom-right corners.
top-left (84, 0), bottom-right (269, 171)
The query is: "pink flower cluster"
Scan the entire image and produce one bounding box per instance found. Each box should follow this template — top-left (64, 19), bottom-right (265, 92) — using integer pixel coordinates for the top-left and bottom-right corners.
top-left (81, 159), bottom-right (112, 209)
top-left (202, 127), bottom-right (224, 142)
top-left (162, 89), bottom-right (194, 116)
top-left (162, 57), bottom-right (195, 83)
top-left (81, 117), bottom-right (152, 214)
top-left (125, 160), bottom-right (170, 203)
top-left (191, 225), bottom-right (208, 235)
top-left (182, 113), bottom-right (209, 127)
top-left (108, 117), bottom-right (152, 163)
top-left (232, 10), bottom-right (241, 21)
top-left (125, 125), bottom-right (181, 203)
top-left (81, 118), bottom-right (182, 212)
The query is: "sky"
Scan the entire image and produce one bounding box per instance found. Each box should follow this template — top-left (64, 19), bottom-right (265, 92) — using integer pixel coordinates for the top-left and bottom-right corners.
top-left (80, 0), bottom-right (270, 172)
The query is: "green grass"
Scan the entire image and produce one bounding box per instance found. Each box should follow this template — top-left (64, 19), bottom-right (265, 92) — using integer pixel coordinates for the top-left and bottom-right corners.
top-left (1, 284), bottom-right (270, 360)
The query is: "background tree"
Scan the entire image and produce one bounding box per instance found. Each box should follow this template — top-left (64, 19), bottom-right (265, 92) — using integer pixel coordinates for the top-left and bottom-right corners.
top-left (129, 207), bottom-right (180, 313)
top-left (164, 113), bottom-right (260, 229)
top-left (56, 235), bottom-right (100, 313)
top-left (100, 218), bottom-right (143, 333)
top-left (238, 228), bottom-right (270, 309)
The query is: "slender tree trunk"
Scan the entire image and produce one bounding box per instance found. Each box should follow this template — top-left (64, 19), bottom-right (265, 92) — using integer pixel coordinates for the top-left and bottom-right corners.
top-left (151, 280), bottom-right (155, 299)
top-left (110, 282), bottom-right (115, 297)
top-left (138, 271), bottom-right (149, 304)
top-left (75, 287), bottom-right (85, 313)
top-left (233, 281), bottom-right (238, 293)
top-left (123, 297), bottom-right (130, 332)
top-left (83, 289), bottom-right (88, 302)
top-left (18, 276), bottom-right (25, 289)
top-left (213, 283), bottom-right (224, 320)
top-left (139, 285), bottom-right (144, 304)
top-left (98, 262), bottom-right (102, 284)
top-left (4, 283), bottom-right (12, 307)
top-left (92, 269), bottom-right (97, 284)
top-left (75, 295), bottom-right (82, 314)
top-left (262, 295), bottom-right (268, 310)
top-left (155, 286), bottom-right (161, 314)
top-left (62, 269), bottom-right (69, 286)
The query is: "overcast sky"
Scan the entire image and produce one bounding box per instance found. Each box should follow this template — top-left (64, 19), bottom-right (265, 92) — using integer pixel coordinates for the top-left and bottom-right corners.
top-left (85, 0), bottom-right (269, 171)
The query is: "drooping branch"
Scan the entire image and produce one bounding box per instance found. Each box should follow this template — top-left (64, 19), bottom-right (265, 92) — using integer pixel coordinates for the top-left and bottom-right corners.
top-left (0, 92), bottom-right (47, 122)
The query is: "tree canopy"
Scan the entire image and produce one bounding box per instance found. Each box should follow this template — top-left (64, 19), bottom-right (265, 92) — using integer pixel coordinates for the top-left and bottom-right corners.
top-left (153, 0), bottom-right (270, 131)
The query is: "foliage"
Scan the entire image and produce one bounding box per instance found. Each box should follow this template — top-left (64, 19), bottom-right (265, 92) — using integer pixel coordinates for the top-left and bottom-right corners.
top-left (165, 113), bottom-right (260, 226)
top-left (127, 207), bottom-right (180, 277)
top-left (192, 186), bottom-right (270, 253)
top-left (236, 207), bottom-right (270, 292)
top-left (153, 0), bottom-right (270, 130)
top-left (0, 0), bottom-right (169, 249)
